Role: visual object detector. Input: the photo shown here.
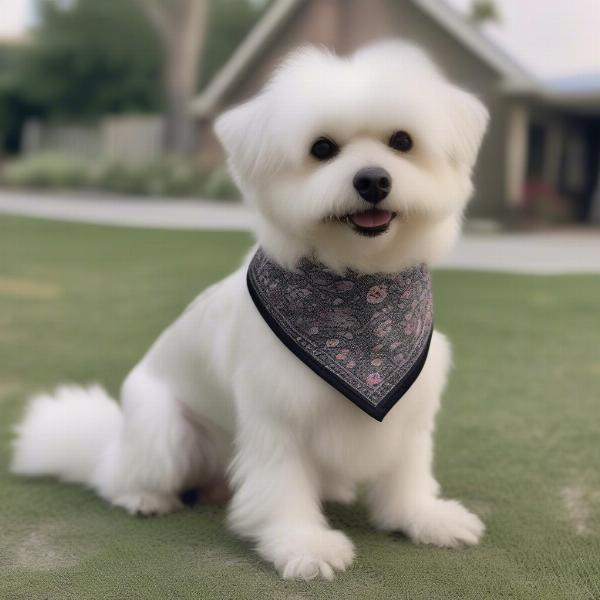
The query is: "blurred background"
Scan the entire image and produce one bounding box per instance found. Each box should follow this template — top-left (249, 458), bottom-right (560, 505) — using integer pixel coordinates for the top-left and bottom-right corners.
top-left (0, 0), bottom-right (599, 227)
top-left (1, 4), bottom-right (599, 597)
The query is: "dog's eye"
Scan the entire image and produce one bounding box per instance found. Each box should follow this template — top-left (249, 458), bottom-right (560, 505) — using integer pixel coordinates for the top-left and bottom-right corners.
top-left (389, 130), bottom-right (413, 153)
top-left (310, 137), bottom-right (339, 161)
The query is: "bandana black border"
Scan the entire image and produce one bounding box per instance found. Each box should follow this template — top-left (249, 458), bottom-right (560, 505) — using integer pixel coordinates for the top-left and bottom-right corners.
top-left (246, 252), bottom-right (433, 422)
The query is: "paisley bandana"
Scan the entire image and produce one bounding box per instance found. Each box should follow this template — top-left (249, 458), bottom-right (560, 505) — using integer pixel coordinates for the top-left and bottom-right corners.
top-left (246, 248), bottom-right (433, 421)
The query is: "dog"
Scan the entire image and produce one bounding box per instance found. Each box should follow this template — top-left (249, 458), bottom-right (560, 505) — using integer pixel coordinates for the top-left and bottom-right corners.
top-left (12, 41), bottom-right (488, 580)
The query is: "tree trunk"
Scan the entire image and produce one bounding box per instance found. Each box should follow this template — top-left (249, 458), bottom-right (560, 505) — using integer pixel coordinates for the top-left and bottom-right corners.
top-left (137, 0), bottom-right (209, 155)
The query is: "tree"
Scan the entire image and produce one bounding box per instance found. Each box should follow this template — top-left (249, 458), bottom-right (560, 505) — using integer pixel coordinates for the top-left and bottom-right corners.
top-left (23, 0), bottom-right (162, 119)
top-left (135, 0), bottom-right (210, 155)
top-left (0, 44), bottom-right (43, 154)
top-left (0, 0), bottom-right (267, 154)
top-left (469, 0), bottom-right (500, 25)
top-left (200, 0), bottom-right (269, 88)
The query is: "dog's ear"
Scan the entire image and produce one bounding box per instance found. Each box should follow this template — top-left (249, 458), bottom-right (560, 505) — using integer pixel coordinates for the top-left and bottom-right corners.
top-left (447, 86), bottom-right (489, 171)
top-left (214, 95), bottom-right (272, 180)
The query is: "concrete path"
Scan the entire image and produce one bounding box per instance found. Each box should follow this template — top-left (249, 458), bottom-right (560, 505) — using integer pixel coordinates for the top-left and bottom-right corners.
top-left (438, 230), bottom-right (600, 274)
top-left (0, 190), bottom-right (255, 231)
top-left (1, 189), bottom-right (599, 274)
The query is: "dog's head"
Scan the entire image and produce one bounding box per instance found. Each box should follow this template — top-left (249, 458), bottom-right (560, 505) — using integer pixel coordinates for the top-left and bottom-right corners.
top-left (215, 41), bottom-right (488, 272)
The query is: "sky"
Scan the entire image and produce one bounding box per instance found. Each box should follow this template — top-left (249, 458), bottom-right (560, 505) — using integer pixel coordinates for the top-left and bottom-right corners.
top-left (0, 0), bottom-right (34, 38)
top-left (0, 0), bottom-right (598, 80)
top-left (447, 0), bottom-right (600, 79)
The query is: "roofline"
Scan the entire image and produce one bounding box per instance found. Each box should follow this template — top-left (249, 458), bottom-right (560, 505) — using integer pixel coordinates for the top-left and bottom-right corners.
top-left (191, 0), bottom-right (539, 118)
top-left (190, 0), bottom-right (303, 117)
top-left (410, 0), bottom-right (537, 90)
top-left (541, 75), bottom-right (600, 105)
top-left (522, 89), bottom-right (600, 113)
top-left (547, 91), bottom-right (600, 103)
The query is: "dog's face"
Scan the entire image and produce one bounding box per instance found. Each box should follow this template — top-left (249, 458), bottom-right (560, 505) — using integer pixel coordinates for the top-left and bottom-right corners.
top-left (216, 42), bottom-right (488, 272)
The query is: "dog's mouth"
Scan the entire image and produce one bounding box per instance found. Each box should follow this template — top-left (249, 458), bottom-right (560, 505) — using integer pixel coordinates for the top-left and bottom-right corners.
top-left (337, 209), bottom-right (397, 237)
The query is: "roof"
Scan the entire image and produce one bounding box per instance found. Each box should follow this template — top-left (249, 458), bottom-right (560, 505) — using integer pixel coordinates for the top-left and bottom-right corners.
top-left (546, 73), bottom-right (600, 97)
top-left (191, 0), bottom-right (538, 118)
top-left (540, 73), bottom-right (600, 111)
top-left (191, 0), bottom-right (304, 117)
top-left (409, 0), bottom-right (535, 90)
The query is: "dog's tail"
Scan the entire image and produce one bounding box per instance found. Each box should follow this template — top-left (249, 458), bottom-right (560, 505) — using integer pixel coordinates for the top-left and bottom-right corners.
top-left (11, 384), bottom-right (122, 487)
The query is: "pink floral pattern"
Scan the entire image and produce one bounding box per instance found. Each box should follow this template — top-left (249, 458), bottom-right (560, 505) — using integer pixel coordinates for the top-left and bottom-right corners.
top-left (248, 248), bottom-right (433, 413)
top-left (367, 373), bottom-right (383, 386)
top-left (375, 318), bottom-right (393, 338)
top-left (366, 285), bottom-right (388, 304)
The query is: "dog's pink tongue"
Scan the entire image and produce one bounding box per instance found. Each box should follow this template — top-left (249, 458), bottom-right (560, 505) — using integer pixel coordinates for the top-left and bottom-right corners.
top-left (350, 210), bottom-right (393, 228)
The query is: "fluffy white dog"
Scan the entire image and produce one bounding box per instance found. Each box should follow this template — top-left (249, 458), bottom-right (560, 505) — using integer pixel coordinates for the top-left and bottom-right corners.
top-left (12, 41), bottom-right (488, 580)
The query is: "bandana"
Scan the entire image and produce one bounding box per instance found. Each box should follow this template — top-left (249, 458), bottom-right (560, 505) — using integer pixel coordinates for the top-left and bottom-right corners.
top-left (246, 248), bottom-right (433, 421)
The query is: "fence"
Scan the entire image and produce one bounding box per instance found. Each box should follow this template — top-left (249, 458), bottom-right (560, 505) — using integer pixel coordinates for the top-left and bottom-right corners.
top-left (22, 115), bottom-right (165, 164)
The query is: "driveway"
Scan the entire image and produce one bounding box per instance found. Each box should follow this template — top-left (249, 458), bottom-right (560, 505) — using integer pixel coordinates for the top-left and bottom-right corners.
top-left (1, 189), bottom-right (599, 275)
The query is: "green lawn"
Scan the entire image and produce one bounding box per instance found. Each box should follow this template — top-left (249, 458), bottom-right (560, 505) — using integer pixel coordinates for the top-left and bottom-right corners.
top-left (1, 216), bottom-right (599, 600)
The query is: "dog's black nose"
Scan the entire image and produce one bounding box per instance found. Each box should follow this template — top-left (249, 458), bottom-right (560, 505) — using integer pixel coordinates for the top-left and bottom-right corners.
top-left (353, 167), bottom-right (392, 204)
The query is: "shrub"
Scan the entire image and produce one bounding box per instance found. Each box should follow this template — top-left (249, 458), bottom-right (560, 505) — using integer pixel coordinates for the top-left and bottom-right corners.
top-left (203, 166), bottom-right (240, 200)
top-left (0, 153), bottom-right (90, 189)
top-left (0, 152), bottom-right (240, 200)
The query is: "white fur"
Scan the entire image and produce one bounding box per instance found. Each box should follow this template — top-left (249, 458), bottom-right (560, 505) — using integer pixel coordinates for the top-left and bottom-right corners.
top-left (12, 41), bottom-right (488, 579)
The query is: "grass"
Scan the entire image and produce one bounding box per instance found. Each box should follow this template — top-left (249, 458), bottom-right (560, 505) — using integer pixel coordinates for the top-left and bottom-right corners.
top-left (0, 216), bottom-right (599, 600)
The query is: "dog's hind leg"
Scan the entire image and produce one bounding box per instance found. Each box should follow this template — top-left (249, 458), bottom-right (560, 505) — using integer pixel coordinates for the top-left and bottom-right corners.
top-left (93, 366), bottom-right (228, 516)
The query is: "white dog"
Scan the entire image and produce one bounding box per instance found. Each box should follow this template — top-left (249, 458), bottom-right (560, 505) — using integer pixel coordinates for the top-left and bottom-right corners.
top-left (12, 41), bottom-right (488, 580)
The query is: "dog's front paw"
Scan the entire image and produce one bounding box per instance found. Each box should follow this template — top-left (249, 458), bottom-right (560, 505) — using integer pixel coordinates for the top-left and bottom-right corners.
top-left (399, 499), bottom-right (484, 548)
top-left (259, 527), bottom-right (355, 580)
top-left (112, 491), bottom-right (183, 516)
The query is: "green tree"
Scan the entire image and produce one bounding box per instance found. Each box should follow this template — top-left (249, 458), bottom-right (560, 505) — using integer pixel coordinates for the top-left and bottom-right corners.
top-left (0, 0), bottom-right (268, 154)
top-left (469, 0), bottom-right (500, 25)
top-left (22, 0), bottom-right (162, 120)
top-left (0, 45), bottom-right (43, 154)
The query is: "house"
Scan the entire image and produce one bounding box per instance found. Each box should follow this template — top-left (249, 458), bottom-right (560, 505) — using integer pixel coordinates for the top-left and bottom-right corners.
top-left (191, 0), bottom-right (600, 223)
top-left (513, 74), bottom-right (600, 223)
